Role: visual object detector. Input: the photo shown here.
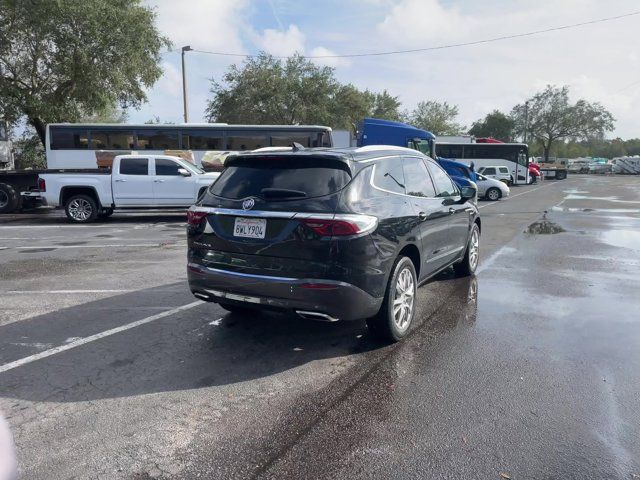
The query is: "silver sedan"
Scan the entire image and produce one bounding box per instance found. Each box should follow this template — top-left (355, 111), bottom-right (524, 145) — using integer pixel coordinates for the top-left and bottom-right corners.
top-left (475, 173), bottom-right (510, 201)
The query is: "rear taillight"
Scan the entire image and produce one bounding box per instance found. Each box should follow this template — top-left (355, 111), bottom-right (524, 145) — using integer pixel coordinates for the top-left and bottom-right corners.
top-left (187, 209), bottom-right (207, 226)
top-left (38, 177), bottom-right (46, 192)
top-left (300, 214), bottom-right (377, 237)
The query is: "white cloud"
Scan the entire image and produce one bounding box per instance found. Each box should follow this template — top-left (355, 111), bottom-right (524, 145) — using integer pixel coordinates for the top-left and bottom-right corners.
top-left (254, 24), bottom-right (306, 57)
top-left (309, 47), bottom-right (351, 68)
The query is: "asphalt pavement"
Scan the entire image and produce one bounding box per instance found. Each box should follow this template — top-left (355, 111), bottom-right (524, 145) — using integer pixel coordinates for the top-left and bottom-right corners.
top-left (1, 176), bottom-right (639, 479)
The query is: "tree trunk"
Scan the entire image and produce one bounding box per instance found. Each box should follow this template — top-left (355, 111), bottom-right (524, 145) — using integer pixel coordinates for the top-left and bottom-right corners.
top-left (29, 117), bottom-right (47, 148)
top-left (543, 142), bottom-right (551, 163)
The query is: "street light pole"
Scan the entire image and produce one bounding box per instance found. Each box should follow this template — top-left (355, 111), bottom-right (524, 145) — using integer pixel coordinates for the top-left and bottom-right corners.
top-left (181, 46), bottom-right (193, 123)
top-left (523, 100), bottom-right (529, 144)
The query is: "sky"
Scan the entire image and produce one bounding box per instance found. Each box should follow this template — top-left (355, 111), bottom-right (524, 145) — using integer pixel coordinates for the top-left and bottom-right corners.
top-left (137, 0), bottom-right (640, 139)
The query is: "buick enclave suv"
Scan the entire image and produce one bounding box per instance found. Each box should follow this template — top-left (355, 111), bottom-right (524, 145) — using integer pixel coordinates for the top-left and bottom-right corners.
top-left (187, 146), bottom-right (480, 342)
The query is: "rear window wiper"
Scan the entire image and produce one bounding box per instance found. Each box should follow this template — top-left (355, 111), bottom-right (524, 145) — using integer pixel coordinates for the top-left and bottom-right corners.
top-left (260, 188), bottom-right (307, 198)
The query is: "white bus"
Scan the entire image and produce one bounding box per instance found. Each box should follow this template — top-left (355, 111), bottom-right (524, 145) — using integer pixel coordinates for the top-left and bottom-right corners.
top-left (0, 121), bottom-right (13, 170)
top-left (45, 123), bottom-right (333, 170)
top-left (435, 142), bottom-right (530, 185)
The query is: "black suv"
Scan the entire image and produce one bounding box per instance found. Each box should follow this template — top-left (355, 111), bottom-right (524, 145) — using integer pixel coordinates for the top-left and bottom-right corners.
top-left (187, 146), bottom-right (480, 342)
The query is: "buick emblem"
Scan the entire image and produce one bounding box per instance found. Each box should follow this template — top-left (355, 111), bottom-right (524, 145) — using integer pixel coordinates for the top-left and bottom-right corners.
top-left (242, 198), bottom-right (255, 210)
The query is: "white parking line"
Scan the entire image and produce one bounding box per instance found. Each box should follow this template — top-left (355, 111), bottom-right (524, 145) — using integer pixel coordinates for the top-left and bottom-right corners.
top-left (11, 243), bottom-right (185, 250)
top-left (2, 289), bottom-right (131, 294)
top-left (477, 181), bottom-right (573, 209)
top-left (0, 301), bottom-right (202, 374)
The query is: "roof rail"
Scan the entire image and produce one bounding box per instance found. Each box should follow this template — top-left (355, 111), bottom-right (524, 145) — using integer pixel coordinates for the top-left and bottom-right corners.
top-left (354, 145), bottom-right (423, 154)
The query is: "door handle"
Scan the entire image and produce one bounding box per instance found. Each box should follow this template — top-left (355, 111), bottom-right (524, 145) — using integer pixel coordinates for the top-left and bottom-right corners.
top-left (448, 208), bottom-right (455, 215)
top-left (418, 211), bottom-right (427, 220)
top-left (114, 179), bottom-right (126, 183)
top-left (154, 179), bottom-right (165, 183)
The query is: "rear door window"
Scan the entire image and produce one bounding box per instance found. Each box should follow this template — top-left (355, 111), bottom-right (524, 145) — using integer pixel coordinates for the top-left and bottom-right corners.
top-left (402, 157), bottom-right (435, 197)
top-left (426, 160), bottom-right (457, 197)
top-left (119, 158), bottom-right (149, 175)
top-left (499, 167), bottom-right (509, 174)
top-left (210, 156), bottom-right (351, 199)
top-left (372, 157), bottom-right (405, 195)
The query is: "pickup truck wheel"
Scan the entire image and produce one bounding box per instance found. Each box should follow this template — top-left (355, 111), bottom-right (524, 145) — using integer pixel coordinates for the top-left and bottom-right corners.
top-left (65, 194), bottom-right (99, 223)
top-left (0, 183), bottom-right (21, 214)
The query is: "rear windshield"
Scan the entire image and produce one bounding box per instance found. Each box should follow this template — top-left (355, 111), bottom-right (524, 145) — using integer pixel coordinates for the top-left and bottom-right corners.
top-left (209, 156), bottom-right (351, 200)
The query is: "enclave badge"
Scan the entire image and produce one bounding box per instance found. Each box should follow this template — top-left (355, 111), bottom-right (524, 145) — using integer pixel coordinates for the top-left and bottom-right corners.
top-left (242, 198), bottom-right (255, 210)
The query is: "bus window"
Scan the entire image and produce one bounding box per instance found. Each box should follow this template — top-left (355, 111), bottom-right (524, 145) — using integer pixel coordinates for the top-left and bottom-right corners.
top-left (271, 133), bottom-right (311, 147)
top-left (226, 132), bottom-right (269, 151)
top-left (181, 130), bottom-right (224, 150)
top-left (89, 130), bottom-right (134, 150)
top-left (136, 130), bottom-right (179, 150)
top-left (50, 128), bottom-right (89, 150)
top-left (438, 144), bottom-right (463, 159)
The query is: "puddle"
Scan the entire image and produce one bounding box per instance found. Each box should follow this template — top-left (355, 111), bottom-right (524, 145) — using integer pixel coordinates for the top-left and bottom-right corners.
top-left (525, 219), bottom-right (565, 234)
top-left (95, 234), bottom-right (114, 238)
top-left (19, 248), bottom-right (57, 253)
top-left (57, 241), bottom-right (88, 246)
top-left (565, 194), bottom-right (640, 204)
top-left (600, 230), bottom-right (640, 251)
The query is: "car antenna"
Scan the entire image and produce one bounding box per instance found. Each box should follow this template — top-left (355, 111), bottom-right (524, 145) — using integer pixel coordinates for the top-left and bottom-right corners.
top-left (291, 142), bottom-right (305, 152)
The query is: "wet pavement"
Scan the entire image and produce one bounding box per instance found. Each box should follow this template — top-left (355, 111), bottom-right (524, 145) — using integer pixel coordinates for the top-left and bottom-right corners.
top-left (1, 176), bottom-right (639, 479)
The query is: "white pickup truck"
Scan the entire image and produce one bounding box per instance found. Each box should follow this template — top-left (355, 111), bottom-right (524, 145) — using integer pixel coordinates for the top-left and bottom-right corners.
top-left (39, 154), bottom-right (219, 222)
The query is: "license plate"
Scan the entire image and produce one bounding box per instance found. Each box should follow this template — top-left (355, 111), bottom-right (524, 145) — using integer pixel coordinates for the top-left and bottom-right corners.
top-left (233, 217), bottom-right (266, 239)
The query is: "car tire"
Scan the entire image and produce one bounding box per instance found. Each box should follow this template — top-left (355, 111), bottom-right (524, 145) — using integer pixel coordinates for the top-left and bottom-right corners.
top-left (0, 183), bottom-right (21, 214)
top-left (454, 223), bottom-right (480, 277)
top-left (366, 256), bottom-right (417, 343)
top-left (65, 194), bottom-right (99, 223)
top-left (486, 187), bottom-right (501, 201)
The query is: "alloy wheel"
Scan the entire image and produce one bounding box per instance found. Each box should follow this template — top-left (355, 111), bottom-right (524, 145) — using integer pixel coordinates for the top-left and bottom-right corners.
top-left (68, 198), bottom-right (93, 221)
top-left (0, 190), bottom-right (8, 209)
top-left (393, 267), bottom-right (415, 332)
top-left (469, 228), bottom-right (479, 271)
top-left (487, 189), bottom-right (500, 201)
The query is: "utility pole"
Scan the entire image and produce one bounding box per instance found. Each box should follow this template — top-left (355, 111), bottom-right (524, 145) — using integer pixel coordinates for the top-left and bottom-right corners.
top-left (523, 100), bottom-right (529, 144)
top-left (181, 46), bottom-right (193, 123)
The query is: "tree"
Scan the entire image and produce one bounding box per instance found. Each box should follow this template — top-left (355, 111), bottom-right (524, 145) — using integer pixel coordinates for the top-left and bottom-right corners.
top-left (206, 53), bottom-right (404, 130)
top-left (406, 101), bottom-right (464, 135)
top-left (511, 85), bottom-right (614, 161)
top-left (80, 104), bottom-right (128, 124)
top-left (0, 0), bottom-right (170, 146)
top-left (370, 90), bottom-right (402, 121)
top-left (206, 53), bottom-right (339, 126)
top-left (468, 110), bottom-right (514, 141)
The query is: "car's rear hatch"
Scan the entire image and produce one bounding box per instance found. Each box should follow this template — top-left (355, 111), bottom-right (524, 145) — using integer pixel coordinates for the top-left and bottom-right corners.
top-left (188, 152), bottom-right (364, 278)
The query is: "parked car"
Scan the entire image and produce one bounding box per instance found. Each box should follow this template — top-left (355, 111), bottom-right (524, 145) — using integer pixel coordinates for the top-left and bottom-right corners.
top-left (187, 146), bottom-right (480, 342)
top-left (589, 162), bottom-right (612, 174)
top-left (475, 173), bottom-right (510, 201)
top-left (39, 154), bottom-right (219, 222)
top-left (477, 165), bottom-right (511, 185)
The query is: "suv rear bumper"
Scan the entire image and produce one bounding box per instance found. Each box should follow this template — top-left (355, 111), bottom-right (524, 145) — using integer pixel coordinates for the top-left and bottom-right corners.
top-left (188, 262), bottom-right (383, 321)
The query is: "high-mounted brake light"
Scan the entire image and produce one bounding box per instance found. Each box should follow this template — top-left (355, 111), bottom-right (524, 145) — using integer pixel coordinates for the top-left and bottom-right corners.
top-left (300, 214), bottom-right (377, 237)
top-left (187, 210), bottom-right (207, 226)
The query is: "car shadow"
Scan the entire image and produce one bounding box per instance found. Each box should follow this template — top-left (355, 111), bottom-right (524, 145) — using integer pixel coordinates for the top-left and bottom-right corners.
top-left (0, 281), bottom-right (381, 403)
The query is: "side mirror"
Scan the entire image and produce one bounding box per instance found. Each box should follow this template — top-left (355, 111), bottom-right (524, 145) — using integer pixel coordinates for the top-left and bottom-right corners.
top-left (178, 168), bottom-right (191, 177)
top-left (459, 186), bottom-right (476, 202)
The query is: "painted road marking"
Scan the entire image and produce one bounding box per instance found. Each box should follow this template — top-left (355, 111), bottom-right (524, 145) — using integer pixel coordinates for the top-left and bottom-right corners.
top-left (0, 301), bottom-right (202, 374)
top-left (478, 180), bottom-right (576, 209)
top-left (2, 289), bottom-right (132, 294)
top-left (9, 243), bottom-right (186, 250)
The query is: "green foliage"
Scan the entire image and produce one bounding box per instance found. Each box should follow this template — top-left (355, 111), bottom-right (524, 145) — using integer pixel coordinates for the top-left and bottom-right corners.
top-left (206, 53), bottom-right (403, 131)
top-left (13, 129), bottom-right (45, 170)
top-left (511, 85), bottom-right (614, 161)
top-left (0, 0), bottom-right (171, 144)
top-left (468, 110), bottom-right (514, 141)
top-left (80, 104), bottom-right (128, 123)
top-left (406, 101), bottom-right (464, 136)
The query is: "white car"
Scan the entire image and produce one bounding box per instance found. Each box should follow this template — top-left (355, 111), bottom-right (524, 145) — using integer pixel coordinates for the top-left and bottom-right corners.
top-left (477, 165), bottom-right (512, 185)
top-left (476, 173), bottom-right (510, 201)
